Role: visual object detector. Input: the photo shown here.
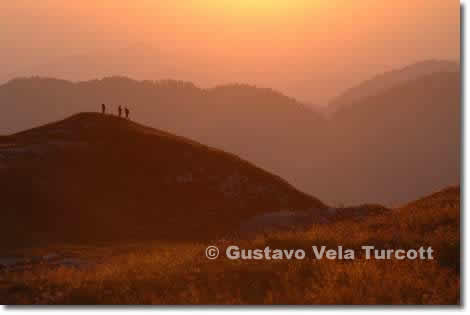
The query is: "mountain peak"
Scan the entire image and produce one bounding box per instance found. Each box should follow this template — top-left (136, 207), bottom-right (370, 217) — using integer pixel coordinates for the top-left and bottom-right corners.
top-left (328, 59), bottom-right (460, 113)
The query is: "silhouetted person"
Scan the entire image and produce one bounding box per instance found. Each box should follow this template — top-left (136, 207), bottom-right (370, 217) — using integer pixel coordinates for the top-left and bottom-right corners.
top-left (101, 104), bottom-right (106, 114)
top-left (118, 106), bottom-right (122, 117)
top-left (125, 107), bottom-right (130, 119)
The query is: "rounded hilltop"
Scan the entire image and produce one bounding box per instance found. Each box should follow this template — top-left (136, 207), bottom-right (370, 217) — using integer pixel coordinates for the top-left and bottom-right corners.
top-left (0, 113), bottom-right (327, 247)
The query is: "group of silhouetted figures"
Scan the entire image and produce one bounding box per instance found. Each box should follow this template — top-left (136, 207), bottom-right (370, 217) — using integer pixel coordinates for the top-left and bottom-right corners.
top-left (101, 104), bottom-right (130, 119)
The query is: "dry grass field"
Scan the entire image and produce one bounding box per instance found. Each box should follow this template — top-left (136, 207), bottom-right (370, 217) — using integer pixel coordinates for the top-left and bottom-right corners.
top-left (0, 187), bottom-right (459, 305)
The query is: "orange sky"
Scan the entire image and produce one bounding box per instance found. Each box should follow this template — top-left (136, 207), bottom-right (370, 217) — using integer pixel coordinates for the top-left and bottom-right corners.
top-left (1, 0), bottom-right (460, 104)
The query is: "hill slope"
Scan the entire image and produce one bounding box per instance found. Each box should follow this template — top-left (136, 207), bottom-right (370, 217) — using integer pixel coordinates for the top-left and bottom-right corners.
top-left (328, 60), bottom-right (460, 114)
top-left (322, 71), bottom-right (460, 205)
top-left (0, 113), bottom-right (325, 248)
top-left (0, 186), bottom-right (458, 304)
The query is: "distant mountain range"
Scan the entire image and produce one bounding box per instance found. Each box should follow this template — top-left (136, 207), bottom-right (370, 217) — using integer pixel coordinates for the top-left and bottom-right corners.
top-left (0, 113), bottom-right (324, 248)
top-left (328, 60), bottom-right (460, 115)
top-left (0, 60), bottom-right (460, 205)
top-left (326, 71), bottom-right (460, 205)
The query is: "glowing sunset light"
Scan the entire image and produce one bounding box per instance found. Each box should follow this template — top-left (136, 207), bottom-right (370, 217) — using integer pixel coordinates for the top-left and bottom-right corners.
top-left (1, 0), bottom-right (459, 104)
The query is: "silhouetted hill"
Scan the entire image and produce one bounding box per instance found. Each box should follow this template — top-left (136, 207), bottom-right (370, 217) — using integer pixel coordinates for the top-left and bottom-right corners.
top-left (0, 76), bottom-right (329, 198)
top-left (328, 60), bottom-right (460, 114)
top-left (0, 62), bottom-right (461, 206)
top-left (0, 113), bottom-right (325, 248)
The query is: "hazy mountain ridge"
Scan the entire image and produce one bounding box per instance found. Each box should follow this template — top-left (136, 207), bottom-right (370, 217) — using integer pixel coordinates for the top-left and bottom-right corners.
top-left (325, 71), bottom-right (460, 205)
top-left (0, 60), bottom-right (460, 205)
top-left (328, 60), bottom-right (460, 114)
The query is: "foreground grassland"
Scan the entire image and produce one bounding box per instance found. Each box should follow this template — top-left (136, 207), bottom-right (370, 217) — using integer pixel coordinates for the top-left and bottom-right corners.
top-left (0, 187), bottom-right (460, 305)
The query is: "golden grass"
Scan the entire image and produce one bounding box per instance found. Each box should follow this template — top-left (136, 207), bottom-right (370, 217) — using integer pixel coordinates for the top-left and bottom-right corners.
top-left (0, 187), bottom-right (460, 305)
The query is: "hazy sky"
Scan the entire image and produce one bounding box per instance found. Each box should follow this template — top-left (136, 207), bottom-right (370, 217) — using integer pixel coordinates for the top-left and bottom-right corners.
top-left (1, 0), bottom-right (460, 104)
